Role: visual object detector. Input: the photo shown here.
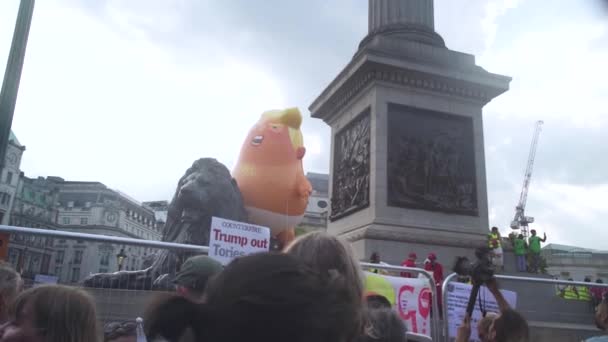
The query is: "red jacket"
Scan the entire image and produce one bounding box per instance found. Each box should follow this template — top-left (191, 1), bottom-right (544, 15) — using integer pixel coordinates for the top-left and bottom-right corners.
top-left (401, 259), bottom-right (416, 278)
top-left (424, 261), bottom-right (444, 285)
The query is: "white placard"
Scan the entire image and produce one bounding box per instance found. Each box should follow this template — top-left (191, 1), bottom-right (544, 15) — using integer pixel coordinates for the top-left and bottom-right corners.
top-left (446, 282), bottom-right (517, 341)
top-left (34, 274), bottom-right (58, 285)
top-left (208, 217), bottom-right (270, 265)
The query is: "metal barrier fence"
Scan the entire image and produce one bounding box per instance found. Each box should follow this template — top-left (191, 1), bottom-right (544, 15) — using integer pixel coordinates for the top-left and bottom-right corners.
top-left (0, 225), bottom-right (443, 338)
top-left (441, 272), bottom-right (608, 341)
top-left (360, 262), bottom-right (440, 340)
top-left (0, 224), bottom-right (209, 321)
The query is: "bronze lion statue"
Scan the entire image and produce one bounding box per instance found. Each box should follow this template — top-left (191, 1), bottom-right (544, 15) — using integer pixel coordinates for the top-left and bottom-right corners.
top-left (83, 158), bottom-right (248, 290)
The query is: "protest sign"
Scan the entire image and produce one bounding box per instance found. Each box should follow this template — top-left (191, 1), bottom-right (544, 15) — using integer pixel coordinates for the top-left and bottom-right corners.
top-left (208, 217), bottom-right (270, 265)
top-left (34, 274), bottom-right (58, 285)
top-left (364, 272), bottom-right (433, 338)
top-left (445, 282), bottom-right (517, 341)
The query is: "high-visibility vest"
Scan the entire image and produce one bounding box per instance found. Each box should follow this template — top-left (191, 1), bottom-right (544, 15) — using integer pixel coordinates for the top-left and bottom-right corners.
top-left (562, 286), bottom-right (579, 300)
top-left (513, 238), bottom-right (526, 255)
top-left (577, 286), bottom-right (592, 301)
top-left (488, 233), bottom-right (501, 249)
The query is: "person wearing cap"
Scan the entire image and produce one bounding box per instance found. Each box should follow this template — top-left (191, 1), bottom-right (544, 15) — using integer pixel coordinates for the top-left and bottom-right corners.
top-left (424, 253), bottom-right (444, 316)
top-left (173, 255), bottom-right (223, 303)
top-left (400, 252), bottom-right (417, 278)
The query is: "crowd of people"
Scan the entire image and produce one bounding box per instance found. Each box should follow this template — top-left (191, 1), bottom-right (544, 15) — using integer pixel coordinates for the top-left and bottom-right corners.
top-left (0, 231), bottom-right (606, 342)
top-left (558, 277), bottom-right (608, 306)
top-left (486, 227), bottom-right (547, 273)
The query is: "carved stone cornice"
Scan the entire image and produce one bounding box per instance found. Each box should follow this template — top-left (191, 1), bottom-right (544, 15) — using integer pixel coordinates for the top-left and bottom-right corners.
top-left (342, 225), bottom-right (487, 249)
top-left (314, 65), bottom-right (493, 122)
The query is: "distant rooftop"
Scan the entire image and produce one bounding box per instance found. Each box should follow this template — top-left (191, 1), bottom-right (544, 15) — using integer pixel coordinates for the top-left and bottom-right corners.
top-left (306, 172), bottom-right (329, 195)
top-left (543, 243), bottom-right (608, 255)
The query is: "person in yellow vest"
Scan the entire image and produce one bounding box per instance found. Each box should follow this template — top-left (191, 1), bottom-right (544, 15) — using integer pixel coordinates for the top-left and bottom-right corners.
top-left (560, 278), bottom-right (580, 300)
top-left (488, 227), bottom-right (504, 271)
top-left (369, 252), bottom-right (388, 275)
top-left (578, 277), bottom-right (593, 302)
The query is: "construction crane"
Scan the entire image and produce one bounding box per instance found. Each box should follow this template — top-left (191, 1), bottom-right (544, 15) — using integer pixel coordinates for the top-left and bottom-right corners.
top-left (510, 120), bottom-right (544, 238)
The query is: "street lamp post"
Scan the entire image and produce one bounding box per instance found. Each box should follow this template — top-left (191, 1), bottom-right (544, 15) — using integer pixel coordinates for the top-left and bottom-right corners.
top-left (116, 248), bottom-right (127, 271)
top-left (0, 0), bottom-right (35, 166)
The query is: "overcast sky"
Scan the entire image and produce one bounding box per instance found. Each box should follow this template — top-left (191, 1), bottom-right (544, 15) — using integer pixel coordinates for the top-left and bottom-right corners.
top-left (1, 0), bottom-right (607, 249)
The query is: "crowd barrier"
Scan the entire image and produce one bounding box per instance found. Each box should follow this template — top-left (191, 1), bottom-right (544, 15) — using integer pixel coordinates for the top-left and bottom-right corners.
top-left (360, 262), bottom-right (440, 340)
top-left (0, 225), bottom-right (442, 338)
top-left (9, 225), bottom-right (607, 341)
top-left (441, 272), bottom-right (608, 341)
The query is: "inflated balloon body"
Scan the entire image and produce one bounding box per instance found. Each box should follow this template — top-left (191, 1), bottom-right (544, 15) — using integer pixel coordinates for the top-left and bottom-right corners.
top-left (233, 107), bottom-right (312, 248)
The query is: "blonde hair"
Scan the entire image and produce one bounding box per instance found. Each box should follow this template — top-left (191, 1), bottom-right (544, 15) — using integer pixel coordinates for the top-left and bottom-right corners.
top-left (285, 231), bottom-right (364, 340)
top-left (0, 262), bottom-right (21, 320)
top-left (10, 285), bottom-right (100, 342)
top-left (0, 262), bottom-right (21, 300)
top-left (261, 107), bottom-right (304, 150)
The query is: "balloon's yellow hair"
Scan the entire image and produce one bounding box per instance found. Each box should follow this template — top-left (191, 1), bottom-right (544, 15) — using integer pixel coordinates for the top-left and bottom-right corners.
top-left (262, 107), bottom-right (304, 149)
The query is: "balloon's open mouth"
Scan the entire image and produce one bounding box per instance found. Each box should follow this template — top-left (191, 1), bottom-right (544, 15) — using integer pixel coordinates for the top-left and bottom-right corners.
top-left (251, 135), bottom-right (264, 146)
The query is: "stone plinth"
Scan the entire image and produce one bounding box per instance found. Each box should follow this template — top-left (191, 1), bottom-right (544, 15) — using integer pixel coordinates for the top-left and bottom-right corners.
top-left (309, 0), bottom-right (511, 264)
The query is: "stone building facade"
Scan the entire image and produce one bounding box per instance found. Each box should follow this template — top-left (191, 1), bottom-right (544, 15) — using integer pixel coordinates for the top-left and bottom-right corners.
top-left (0, 131), bottom-right (25, 225)
top-left (6, 174), bottom-right (163, 283)
top-left (542, 243), bottom-right (608, 282)
top-left (296, 172), bottom-right (329, 234)
top-left (7, 175), bottom-right (60, 279)
top-left (51, 180), bottom-right (162, 283)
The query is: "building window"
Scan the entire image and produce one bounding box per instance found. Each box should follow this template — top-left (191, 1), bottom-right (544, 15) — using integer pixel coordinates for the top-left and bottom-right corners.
top-left (73, 250), bottom-right (83, 264)
top-left (0, 192), bottom-right (9, 205)
top-left (70, 268), bottom-right (80, 283)
top-left (100, 253), bottom-right (110, 266)
top-left (80, 217), bottom-right (88, 225)
top-left (62, 217), bottom-right (70, 225)
top-left (54, 266), bottom-right (62, 277)
top-left (55, 250), bottom-right (65, 264)
top-left (6, 172), bottom-right (13, 185)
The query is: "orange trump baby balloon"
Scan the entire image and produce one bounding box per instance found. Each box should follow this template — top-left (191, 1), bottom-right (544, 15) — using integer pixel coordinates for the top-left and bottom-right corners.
top-left (233, 107), bottom-right (312, 247)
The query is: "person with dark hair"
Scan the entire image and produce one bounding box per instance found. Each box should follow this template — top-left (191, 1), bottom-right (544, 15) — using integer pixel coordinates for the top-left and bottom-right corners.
top-left (356, 307), bottom-right (405, 342)
top-left (144, 253), bottom-right (360, 342)
top-left (512, 234), bottom-right (527, 272)
top-left (578, 277), bottom-right (594, 304)
top-left (424, 252), bottom-right (444, 315)
top-left (456, 278), bottom-right (529, 342)
top-left (585, 293), bottom-right (608, 341)
top-left (488, 227), bottom-right (503, 271)
top-left (173, 255), bottom-right (222, 303)
top-left (369, 252), bottom-right (388, 275)
top-left (104, 321), bottom-right (137, 342)
top-left (0, 284), bottom-right (100, 342)
top-left (401, 252), bottom-right (417, 278)
top-left (527, 229), bottom-right (546, 273)
top-left (364, 293), bottom-right (392, 310)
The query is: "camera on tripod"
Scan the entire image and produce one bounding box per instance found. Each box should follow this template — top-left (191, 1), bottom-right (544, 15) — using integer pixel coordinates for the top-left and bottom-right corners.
top-left (452, 247), bottom-right (495, 285)
top-left (452, 247), bottom-right (496, 317)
